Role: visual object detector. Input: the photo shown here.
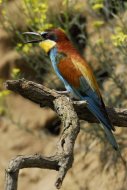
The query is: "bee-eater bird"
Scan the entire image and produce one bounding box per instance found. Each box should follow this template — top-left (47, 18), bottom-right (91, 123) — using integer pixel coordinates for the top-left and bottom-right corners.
top-left (23, 28), bottom-right (119, 151)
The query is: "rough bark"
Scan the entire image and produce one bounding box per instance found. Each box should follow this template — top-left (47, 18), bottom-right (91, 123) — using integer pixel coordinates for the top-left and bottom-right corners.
top-left (5, 79), bottom-right (80, 190)
top-left (4, 78), bottom-right (127, 190)
top-left (5, 79), bottom-right (127, 127)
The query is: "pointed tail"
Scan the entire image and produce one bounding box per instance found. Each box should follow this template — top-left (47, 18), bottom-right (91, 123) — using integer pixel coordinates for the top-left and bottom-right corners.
top-left (101, 125), bottom-right (118, 151)
top-left (86, 98), bottom-right (119, 150)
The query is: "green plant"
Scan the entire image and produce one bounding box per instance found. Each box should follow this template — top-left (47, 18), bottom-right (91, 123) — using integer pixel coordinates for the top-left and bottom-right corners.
top-left (0, 79), bottom-right (11, 116)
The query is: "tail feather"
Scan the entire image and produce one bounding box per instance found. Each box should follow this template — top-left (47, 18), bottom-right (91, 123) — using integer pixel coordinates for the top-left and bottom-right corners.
top-left (86, 98), bottom-right (127, 167)
top-left (86, 98), bottom-right (119, 150)
top-left (101, 125), bottom-right (118, 151)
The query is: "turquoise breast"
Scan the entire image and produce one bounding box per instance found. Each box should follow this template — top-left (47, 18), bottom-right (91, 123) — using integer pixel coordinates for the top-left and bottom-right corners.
top-left (49, 47), bottom-right (72, 92)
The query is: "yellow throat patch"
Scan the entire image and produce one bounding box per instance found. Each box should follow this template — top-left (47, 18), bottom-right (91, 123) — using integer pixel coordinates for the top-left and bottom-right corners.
top-left (39, 40), bottom-right (56, 53)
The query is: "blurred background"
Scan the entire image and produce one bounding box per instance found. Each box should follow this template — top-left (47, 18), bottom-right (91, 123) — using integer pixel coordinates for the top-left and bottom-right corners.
top-left (0, 0), bottom-right (127, 190)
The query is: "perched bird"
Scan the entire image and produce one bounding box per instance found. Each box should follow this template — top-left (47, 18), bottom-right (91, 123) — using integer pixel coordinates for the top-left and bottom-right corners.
top-left (23, 28), bottom-right (119, 150)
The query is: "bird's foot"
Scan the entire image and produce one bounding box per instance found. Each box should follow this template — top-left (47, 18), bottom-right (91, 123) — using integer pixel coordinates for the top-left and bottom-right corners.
top-left (55, 90), bottom-right (70, 95)
top-left (73, 100), bottom-right (87, 106)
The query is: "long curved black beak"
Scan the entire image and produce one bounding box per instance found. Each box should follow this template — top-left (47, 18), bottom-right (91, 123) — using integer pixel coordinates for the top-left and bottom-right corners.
top-left (23, 32), bottom-right (42, 44)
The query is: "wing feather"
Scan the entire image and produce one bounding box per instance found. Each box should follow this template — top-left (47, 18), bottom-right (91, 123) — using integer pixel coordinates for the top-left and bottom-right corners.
top-left (58, 55), bottom-right (115, 131)
top-left (58, 57), bottom-right (82, 88)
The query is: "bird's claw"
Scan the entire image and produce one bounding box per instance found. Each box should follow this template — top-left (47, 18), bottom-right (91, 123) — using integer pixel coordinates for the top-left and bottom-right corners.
top-left (73, 100), bottom-right (87, 106)
top-left (55, 90), bottom-right (70, 95)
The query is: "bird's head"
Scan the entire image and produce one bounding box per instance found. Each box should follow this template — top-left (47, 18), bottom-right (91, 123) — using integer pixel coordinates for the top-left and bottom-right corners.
top-left (23, 28), bottom-right (69, 54)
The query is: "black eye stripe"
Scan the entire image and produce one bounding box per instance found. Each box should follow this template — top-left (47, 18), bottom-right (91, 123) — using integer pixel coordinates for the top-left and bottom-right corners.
top-left (41, 32), bottom-right (48, 38)
top-left (41, 32), bottom-right (57, 41)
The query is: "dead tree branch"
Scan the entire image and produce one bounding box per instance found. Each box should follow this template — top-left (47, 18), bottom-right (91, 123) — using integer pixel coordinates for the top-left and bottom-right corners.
top-left (4, 78), bottom-right (127, 190)
top-left (5, 155), bottom-right (60, 190)
top-left (5, 78), bottom-right (127, 127)
top-left (5, 79), bottom-right (80, 190)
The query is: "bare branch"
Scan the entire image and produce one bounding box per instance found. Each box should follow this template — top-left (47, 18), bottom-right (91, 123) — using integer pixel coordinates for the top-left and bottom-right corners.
top-left (5, 83), bottom-right (80, 190)
top-left (5, 155), bottom-right (60, 190)
top-left (4, 78), bottom-right (127, 190)
top-left (5, 78), bottom-right (127, 127)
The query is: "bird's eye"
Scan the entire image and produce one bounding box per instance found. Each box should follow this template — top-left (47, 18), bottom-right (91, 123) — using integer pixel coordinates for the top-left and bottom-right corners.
top-left (41, 32), bottom-right (48, 39)
top-left (41, 32), bottom-right (57, 41)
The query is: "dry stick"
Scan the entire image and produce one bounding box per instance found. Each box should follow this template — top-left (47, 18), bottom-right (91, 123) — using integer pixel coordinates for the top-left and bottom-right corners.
top-left (5, 155), bottom-right (60, 190)
top-left (5, 78), bottom-right (127, 127)
top-left (5, 80), bottom-right (80, 190)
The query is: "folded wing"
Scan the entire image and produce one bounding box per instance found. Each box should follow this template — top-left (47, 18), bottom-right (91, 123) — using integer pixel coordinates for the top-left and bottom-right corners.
top-left (58, 55), bottom-right (118, 150)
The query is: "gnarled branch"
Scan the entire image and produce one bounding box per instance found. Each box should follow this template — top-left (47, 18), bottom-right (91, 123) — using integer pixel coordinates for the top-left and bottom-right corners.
top-left (5, 81), bottom-right (80, 190)
top-left (4, 78), bottom-right (127, 190)
top-left (5, 78), bottom-right (127, 127)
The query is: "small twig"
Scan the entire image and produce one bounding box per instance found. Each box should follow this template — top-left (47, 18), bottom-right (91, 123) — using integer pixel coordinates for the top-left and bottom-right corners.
top-left (5, 155), bottom-right (60, 190)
